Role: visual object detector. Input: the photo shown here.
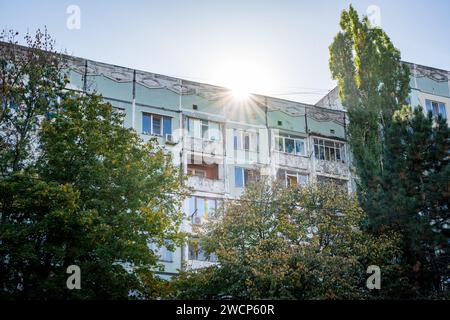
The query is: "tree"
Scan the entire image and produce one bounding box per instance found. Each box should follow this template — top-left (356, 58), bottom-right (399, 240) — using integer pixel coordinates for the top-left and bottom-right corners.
top-left (329, 5), bottom-right (410, 209)
top-left (372, 106), bottom-right (449, 296)
top-left (0, 30), bottom-right (187, 299)
top-left (329, 7), bottom-right (449, 297)
top-left (168, 182), bottom-right (402, 299)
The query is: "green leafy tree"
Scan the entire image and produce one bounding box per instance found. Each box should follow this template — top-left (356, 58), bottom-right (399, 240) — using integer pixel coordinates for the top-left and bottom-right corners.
top-left (329, 7), bottom-right (449, 297)
top-left (329, 5), bottom-right (410, 208)
top-left (0, 30), bottom-right (187, 299)
top-left (372, 106), bottom-right (449, 296)
top-left (168, 182), bottom-right (402, 299)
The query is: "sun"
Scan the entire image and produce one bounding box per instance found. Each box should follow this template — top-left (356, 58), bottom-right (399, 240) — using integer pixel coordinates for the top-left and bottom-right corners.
top-left (231, 85), bottom-right (250, 101)
top-left (212, 59), bottom-right (274, 101)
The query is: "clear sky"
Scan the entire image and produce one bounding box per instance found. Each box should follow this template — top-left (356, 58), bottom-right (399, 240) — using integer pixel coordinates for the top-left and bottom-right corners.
top-left (1, 0), bottom-right (449, 104)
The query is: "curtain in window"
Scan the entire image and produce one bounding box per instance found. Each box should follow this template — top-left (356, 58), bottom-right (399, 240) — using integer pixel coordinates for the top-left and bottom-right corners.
top-left (235, 167), bottom-right (244, 187)
top-left (425, 100), bottom-right (433, 115)
top-left (152, 115), bottom-right (162, 135)
top-left (234, 130), bottom-right (242, 149)
top-left (163, 116), bottom-right (172, 136)
top-left (142, 113), bottom-right (151, 133)
top-left (295, 140), bottom-right (304, 155)
top-left (439, 103), bottom-right (447, 119)
top-left (208, 122), bottom-right (220, 141)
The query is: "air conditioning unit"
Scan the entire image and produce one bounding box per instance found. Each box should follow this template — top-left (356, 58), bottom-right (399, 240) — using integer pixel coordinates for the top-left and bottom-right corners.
top-left (193, 216), bottom-right (202, 225)
top-left (165, 133), bottom-right (178, 145)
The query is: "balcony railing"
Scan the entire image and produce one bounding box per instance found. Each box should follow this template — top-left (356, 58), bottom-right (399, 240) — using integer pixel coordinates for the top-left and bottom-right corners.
top-left (187, 175), bottom-right (226, 193)
top-left (185, 137), bottom-right (223, 156)
top-left (272, 151), bottom-right (310, 170)
top-left (315, 159), bottom-right (349, 177)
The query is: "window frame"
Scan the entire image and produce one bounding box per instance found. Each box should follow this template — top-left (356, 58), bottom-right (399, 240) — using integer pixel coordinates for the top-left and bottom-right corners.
top-left (142, 112), bottom-right (172, 136)
top-left (233, 129), bottom-right (259, 152)
top-left (275, 135), bottom-right (306, 156)
top-left (188, 196), bottom-right (221, 223)
top-left (279, 169), bottom-right (308, 187)
top-left (188, 117), bottom-right (221, 141)
top-left (313, 138), bottom-right (346, 163)
top-left (425, 99), bottom-right (447, 119)
top-left (235, 166), bottom-right (260, 187)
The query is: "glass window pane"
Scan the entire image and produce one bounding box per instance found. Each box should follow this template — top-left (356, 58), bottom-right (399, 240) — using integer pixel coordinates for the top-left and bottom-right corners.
top-left (235, 167), bottom-right (244, 187)
top-left (319, 146), bottom-right (325, 160)
top-left (244, 134), bottom-right (250, 151)
top-left (163, 116), bottom-right (172, 136)
top-left (188, 118), bottom-right (195, 137)
top-left (287, 175), bottom-right (297, 186)
top-left (330, 147), bottom-right (335, 161)
top-left (425, 100), bottom-right (433, 115)
top-left (152, 116), bottom-right (161, 135)
top-left (285, 138), bottom-right (295, 154)
top-left (197, 198), bottom-right (205, 218)
top-left (201, 120), bottom-right (209, 139)
top-left (295, 139), bottom-right (304, 155)
top-left (142, 113), bottom-right (151, 134)
top-left (188, 197), bottom-right (196, 216)
top-left (298, 175), bottom-right (308, 186)
top-left (207, 199), bottom-right (216, 218)
top-left (194, 119), bottom-right (202, 138)
top-left (276, 137), bottom-right (283, 151)
top-left (439, 103), bottom-right (447, 119)
top-left (234, 130), bottom-right (241, 149)
top-left (208, 122), bottom-right (220, 140)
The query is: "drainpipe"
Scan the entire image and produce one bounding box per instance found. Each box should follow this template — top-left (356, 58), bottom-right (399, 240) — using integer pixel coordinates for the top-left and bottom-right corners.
top-left (178, 79), bottom-right (186, 273)
top-left (82, 60), bottom-right (88, 93)
top-left (132, 70), bottom-right (136, 129)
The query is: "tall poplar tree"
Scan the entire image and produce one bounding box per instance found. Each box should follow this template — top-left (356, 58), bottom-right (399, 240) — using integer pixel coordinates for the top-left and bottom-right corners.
top-left (329, 5), bottom-right (410, 211)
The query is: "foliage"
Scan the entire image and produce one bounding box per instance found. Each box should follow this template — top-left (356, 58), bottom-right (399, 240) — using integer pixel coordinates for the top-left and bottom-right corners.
top-left (168, 182), bottom-right (403, 299)
top-left (329, 5), bottom-right (410, 201)
top-left (370, 106), bottom-right (449, 296)
top-left (0, 30), bottom-right (187, 299)
top-left (329, 6), bottom-right (449, 297)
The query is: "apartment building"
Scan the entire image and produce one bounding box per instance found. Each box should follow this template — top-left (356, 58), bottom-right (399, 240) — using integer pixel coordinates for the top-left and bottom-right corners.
top-left (316, 62), bottom-right (450, 126)
top-left (60, 55), bottom-right (351, 278)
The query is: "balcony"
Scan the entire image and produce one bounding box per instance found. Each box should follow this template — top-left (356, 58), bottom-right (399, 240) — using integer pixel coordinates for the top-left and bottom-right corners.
top-left (188, 175), bottom-right (226, 193)
top-left (185, 137), bottom-right (223, 157)
top-left (315, 159), bottom-right (349, 177)
top-left (273, 151), bottom-right (310, 170)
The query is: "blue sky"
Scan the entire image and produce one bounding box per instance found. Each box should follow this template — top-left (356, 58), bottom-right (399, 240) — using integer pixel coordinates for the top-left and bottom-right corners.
top-left (1, 0), bottom-right (449, 104)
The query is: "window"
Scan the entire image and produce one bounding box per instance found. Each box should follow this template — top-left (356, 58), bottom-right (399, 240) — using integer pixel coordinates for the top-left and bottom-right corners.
top-left (159, 245), bottom-right (173, 262)
top-left (275, 135), bottom-right (306, 156)
top-left (187, 168), bottom-right (206, 178)
top-left (148, 242), bottom-right (173, 262)
top-left (426, 100), bottom-right (447, 119)
top-left (234, 129), bottom-right (258, 152)
top-left (314, 138), bottom-right (346, 163)
top-left (188, 117), bottom-right (221, 140)
top-left (317, 175), bottom-right (347, 189)
top-left (188, 239), bottom-right (218, 262)
top-left (187, 162), bottom-right (219, 180)
top-left (277, 169), bottom-right (308, 187)
top-left (235, 167), bottom-right (260, 187)
top-left (142, 113), bottom-right (172, 136)
top-left (188, 196), bottom-right (222, 223)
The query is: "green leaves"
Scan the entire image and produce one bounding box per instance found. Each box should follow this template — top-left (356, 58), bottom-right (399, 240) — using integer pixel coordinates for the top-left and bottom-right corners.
top-left (329, 5), bottom-right (410, 193)
top-left (169, 182), bottom-right (401, 300)
top-left (0, 30), bottom-right (187, 299)
top-left (329, 7), bottom-right (449, 297)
